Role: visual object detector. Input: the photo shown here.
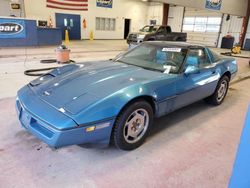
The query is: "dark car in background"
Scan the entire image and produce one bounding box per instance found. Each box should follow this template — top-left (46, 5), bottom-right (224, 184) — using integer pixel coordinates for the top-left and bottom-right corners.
top-left (127, 25), bottom-right (187, 45)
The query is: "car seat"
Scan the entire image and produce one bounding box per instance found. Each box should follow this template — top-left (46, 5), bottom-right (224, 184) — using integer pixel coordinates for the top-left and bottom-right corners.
top-left (156, 50), bottom-right (167, 64)
top-left (186, 56), bottom-right (198, 67)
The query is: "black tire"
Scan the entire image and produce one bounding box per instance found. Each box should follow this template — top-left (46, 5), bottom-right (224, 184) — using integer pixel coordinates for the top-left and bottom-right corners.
top-left (113, 100), bottom-right (153, 150)
top-left (205, 75), bottom-right (229, 105)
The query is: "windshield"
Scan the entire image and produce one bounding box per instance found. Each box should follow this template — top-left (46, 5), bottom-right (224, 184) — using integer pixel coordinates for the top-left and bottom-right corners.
top-left (141, 26), bottom-right (159, 32)
top-left (115, 44), bottom-right (188, 74)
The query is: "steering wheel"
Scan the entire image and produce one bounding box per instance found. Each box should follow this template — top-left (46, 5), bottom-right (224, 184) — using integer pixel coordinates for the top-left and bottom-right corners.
top-left (165, 60), bottom-right (177, 66)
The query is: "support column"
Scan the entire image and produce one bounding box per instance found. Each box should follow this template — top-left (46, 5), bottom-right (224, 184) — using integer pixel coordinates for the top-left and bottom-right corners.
top-left (239, 0), bottom-right (250, 47)
top-left (162, 3), bottom-right (169, 25)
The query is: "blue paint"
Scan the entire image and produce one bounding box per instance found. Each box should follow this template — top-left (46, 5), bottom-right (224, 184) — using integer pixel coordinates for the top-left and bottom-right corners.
top-left (37, 27), bottom-right (62, 46)
top-left (0, 18), bottom-right (62, 47)
top-left (229, 105), bottom-right (250, 188)
top-left (205, 0), bottom-right (222, 10)
top-left (97, 0), bottom-right (113, 8)
top-left (0, 19), bottom-right (37, 47)
top-left (16, 43), bottom-right (238, 148)
top-left (55, 13), bottom-right (81, 40)
top-left (0, 18), bottom-right (26, 38)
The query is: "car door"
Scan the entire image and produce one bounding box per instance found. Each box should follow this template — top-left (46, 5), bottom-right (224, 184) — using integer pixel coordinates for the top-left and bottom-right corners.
top-left (55, 13), bottom-right (81, 40)
top-left (155, 26), bottom-right (167, 41)
top-left (164, 26), bottom-right (175, 41)
top-left (174, 47), bottom-right (219, 109)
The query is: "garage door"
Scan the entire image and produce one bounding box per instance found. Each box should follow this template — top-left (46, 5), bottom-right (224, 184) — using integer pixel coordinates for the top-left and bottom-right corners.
top-left (182, 8), bottom-right (222, 47)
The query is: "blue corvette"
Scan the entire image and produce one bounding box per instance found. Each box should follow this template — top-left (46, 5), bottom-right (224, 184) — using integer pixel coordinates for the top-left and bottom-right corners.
top-left (16, 42), bottom-right (237, 150)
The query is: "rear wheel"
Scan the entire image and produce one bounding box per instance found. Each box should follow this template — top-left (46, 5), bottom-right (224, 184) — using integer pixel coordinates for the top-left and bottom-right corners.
top-left (113, 100), bottom-right (153, 150)
top-left (205, 75), bottom-right (229, 105)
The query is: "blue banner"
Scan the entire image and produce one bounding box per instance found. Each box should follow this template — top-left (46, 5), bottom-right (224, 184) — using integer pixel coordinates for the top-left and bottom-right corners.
top-left (96, 0), bottom-right (112, 8)
top-left (0, 18), bottom-right (26, 38)
top-left (205, 0), bottom-right (222, 10)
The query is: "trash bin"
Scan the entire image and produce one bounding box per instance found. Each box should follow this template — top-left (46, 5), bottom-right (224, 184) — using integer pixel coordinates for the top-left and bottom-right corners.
top-left (55, 45), bottom-right (70, 64)
top-left (221, 35), bottom-right (235, 49)
top-left (243, 38), bottom-right (250, 51)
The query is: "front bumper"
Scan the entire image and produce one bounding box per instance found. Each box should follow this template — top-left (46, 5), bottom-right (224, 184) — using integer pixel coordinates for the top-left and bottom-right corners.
top-left (127, 37), bottom-right (144, 45)
top-left (127, 39), bottom-right (142, 44)
top-left (16, 86), bottom-right (115, 148)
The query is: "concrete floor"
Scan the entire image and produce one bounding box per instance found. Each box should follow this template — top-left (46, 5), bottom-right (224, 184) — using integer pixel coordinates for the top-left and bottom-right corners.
top-left (0, 40), bottom-right (250, 188)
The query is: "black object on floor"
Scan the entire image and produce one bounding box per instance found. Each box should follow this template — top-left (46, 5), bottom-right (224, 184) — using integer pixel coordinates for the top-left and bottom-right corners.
top-left (243, 39), bottom-right (250, 51)
top-left (221, 36), bottom-right (235, 49)
top-left (220, 52), bottom-right (250, 59)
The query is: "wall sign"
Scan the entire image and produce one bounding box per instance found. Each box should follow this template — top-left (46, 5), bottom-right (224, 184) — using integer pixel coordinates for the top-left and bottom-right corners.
top-left (11, 3), bottom-right (21, 10)
top-left (0, 19), bottom-right (26, 38)
top-left (205, 0), bottom-right (222, 10)
top-left (150, 20), bottom-right (157, 25)
top-left (97, 0), bottom-right (113, 8)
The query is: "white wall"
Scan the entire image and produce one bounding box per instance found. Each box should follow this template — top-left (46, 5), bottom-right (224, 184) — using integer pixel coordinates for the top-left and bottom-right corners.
top-left (168, 5), bottom-right (184, 32)
top-left (158, 0), bottom-right (248, 16)
top-left (146, 2), bottom-right (163, 25)
top-left (218, 14), bottom-right (243, 47)
top-left (0, 0), bottom-right (25, 17)
top-left (24, 0), bottom-right (148, 39)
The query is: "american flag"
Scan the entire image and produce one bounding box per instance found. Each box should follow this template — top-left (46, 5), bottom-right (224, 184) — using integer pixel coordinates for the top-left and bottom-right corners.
top-left (46, 0), bottom-right (88, 11)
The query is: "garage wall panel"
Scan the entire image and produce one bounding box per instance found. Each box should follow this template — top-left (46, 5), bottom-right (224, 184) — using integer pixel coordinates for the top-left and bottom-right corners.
top-left (183, 8), bottom-right (222, 47)
top-left (0, 0), bottom-right (25, 17)
top-left (218, 15), bottom-right (243, 47)
top-left (147, 2), bottom-right (163, 25)
top-left (184, 7), bottom-right (222, 17)
top-left (168, 5), bottom-right (184, 32)
top-left (186, 32), bottom-right (220, 47)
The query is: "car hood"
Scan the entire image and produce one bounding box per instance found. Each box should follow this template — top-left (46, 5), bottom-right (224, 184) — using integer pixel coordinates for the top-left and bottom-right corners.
top-left (29, 61), bottom-right (164, 115)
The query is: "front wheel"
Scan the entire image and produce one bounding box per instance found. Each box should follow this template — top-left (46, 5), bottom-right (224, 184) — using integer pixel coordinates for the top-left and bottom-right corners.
top-left (113, 100), bottom-right (153, 150)
top-left (205, 75), bottom-right (229, 105)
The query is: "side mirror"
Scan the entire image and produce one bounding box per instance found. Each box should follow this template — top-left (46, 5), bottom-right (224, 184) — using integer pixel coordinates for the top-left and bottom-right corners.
top-left (184, 65), bottom-right (200, 75)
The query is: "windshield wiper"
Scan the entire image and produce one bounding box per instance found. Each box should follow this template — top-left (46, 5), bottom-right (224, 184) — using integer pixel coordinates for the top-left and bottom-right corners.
top-left (115, 60), bottom-right (137, 67)
top-left (140, 66), bottom-right (163, 73)
top-left (115, 60), bottom-right (162, 73)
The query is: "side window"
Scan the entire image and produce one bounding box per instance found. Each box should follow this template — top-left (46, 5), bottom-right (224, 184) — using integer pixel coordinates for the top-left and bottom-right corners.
top-left (186, 48), bottom-right (211, 68)
top-left (157, 27), bottom-right (166, 34)
top-left (166, 26), bottom-right (171, 33)
top-left (207, 48), bottom-right (220, 63)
